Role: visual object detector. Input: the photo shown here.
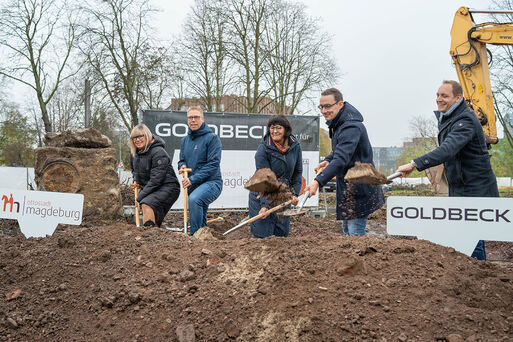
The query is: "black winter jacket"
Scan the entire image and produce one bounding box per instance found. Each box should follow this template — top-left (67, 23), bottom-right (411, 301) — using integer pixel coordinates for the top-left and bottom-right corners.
top-left (414, 99), bottom-right (498, 197)
top-left (315, 102), bottom-right (384, 220)
top-left (130, 136), bottom-right (180, 210)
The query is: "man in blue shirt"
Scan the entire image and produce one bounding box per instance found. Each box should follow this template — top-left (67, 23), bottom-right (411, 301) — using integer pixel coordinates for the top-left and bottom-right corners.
top-left (178, 107), bottom-right (223, 235)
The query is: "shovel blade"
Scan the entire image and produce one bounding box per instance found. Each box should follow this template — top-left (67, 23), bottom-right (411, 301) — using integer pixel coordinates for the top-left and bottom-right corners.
top-left (280, 208), bottom-right (310, 216)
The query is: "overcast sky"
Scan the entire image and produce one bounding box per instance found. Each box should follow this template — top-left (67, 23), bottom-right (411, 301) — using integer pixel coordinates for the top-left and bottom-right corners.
top-left (152, 0), bottom-right (501, 147)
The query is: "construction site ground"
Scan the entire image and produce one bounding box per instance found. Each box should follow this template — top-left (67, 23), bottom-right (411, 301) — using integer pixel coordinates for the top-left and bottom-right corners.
top-left (1, 190), bottom-right (513, 342)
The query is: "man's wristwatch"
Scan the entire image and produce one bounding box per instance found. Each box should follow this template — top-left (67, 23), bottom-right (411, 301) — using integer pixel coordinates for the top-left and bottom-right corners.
top-left (410, 160), bottom-right (417, 170)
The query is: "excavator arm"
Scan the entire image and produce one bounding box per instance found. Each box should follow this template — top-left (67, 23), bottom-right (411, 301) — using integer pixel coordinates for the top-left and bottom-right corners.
top-left (450, 6), bottom-right (513, 145)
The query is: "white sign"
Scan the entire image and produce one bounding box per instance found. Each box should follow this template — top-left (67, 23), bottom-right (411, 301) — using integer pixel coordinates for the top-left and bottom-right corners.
top-left (118, 160), bottom-right (125, 170)
top-left (0, 188), bottom-right (84, 238)
top-left (387, 196), bottom-right (513, 256)
top-left (171, 150), bottom-right (319, 209)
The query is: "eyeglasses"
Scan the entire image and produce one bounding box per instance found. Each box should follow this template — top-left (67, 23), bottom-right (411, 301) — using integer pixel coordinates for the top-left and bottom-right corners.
top-left (317, 102), bottom-right (338, 110)
top-left (132, 135), bottom-right (145, 141)
top-left (269, 125), bottom-right (284, 131)
top-left (187, 115), bottom-right (202, 121)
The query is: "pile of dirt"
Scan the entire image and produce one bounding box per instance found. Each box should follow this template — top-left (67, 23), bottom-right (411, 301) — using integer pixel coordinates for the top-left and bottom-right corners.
top-left (344, 162), bottom-right (389, 186)
top-left (245, 168), bottom-right (292, 205)
top-left (1, 216), bottom-right (513, 341)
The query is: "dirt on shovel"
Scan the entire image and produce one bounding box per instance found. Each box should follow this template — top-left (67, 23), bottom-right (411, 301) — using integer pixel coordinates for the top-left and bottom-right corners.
top-left (244, 168), bottom-right (292, 205)
top-left (344, 162), bottom-right (391, 186)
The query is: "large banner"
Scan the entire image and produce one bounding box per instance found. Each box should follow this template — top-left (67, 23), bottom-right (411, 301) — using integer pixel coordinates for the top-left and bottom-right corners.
top-left (143, 110), bottom-right (320, 209)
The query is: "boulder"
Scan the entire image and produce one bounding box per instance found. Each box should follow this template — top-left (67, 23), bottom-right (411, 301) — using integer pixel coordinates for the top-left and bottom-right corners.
top-left (44, 128), bottom-right (112, 148)
top-left (35, 128), bottom-right (122, 223)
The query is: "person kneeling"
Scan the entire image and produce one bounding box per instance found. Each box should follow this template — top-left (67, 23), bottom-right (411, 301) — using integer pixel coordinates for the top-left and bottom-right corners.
top-left (130, 124), bottom-right (180, 227)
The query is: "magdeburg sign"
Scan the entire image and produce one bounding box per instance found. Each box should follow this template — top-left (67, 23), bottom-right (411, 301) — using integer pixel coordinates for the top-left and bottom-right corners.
top-left (1, 188), bottom-right (84, 238)
top-left (387, 196), bottom-right (513, 256)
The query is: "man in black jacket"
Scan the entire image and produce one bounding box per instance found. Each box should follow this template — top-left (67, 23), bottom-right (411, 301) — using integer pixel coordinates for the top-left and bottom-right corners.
top-left (396, 80), bottom-right (499, 260)
top-left (305, 88), bottom-right (384, 236)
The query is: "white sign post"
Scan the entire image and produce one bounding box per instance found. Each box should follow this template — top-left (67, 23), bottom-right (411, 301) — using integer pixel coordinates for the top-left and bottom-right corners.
top-left (387, 196), bottom-right (513, 256)
top-left (0, 188), bottom-right (84, 238)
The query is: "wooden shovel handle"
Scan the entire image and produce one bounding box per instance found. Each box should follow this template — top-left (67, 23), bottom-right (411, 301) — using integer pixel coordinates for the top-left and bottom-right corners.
top-left (134, 186), bottom-right (140, 227)
top-left (180, 168), bottom-right (193, 227)
top-left (245, 198), bottom-right (297, 225)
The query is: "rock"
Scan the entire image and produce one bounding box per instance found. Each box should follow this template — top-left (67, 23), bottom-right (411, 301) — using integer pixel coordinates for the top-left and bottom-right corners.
top-left (226, 326), bottom-right (240, 338)
top-left (5, 289), bottom-right (22, 301)
top-left (44, 128), bottom-right (111, 148)
top-left (34, 143), bottom-right (122, 223)
top-left (336, 258), bottom-right (366, 276)
top-left (157, 272), bottom-right (171, 283)
top-left (193, 227), bottom-right (217, 241)
top-left (446, 334), bottom-right (464, 342)
top-left (128, 292), bottom-right (141, 304)
top-left (176, 324), bottom-right (196, 342)
top-left (397, 332), bottom-right (407, 341)
top-left (179, 270), bottom-right (195, 282)
top-left (6, 317), bottom-right (18, 329)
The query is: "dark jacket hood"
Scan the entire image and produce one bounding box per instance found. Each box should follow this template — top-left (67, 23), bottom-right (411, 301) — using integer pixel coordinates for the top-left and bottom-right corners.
top-left (327, 102), bottom-right (363, 137)
top-left (188, 122), bottom-right (212, 138)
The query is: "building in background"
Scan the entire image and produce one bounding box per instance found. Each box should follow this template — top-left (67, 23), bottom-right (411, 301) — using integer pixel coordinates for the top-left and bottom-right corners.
top-left (170, 95), bottom-right (291, 114)
top-left (372, 147), bottom-right (403, 174)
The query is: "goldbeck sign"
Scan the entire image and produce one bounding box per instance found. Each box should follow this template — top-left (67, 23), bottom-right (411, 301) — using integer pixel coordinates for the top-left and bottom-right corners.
top-left (387, 196), bottom-right (513, 256)
top-left (0, 188), bottom-right (84, 238)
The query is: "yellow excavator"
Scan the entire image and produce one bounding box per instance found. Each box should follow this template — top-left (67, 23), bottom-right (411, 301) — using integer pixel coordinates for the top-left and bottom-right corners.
top-left (450, 6), bottom-right (513, 146)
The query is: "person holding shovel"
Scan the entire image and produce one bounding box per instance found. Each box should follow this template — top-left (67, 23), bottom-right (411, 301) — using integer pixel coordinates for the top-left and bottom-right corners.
top-left (178, 106), bottom-right (222, 235)
top-left (129, 124), bottom-right (180, 227)
top-left (304, 88), bottom-right (384, 236)
top-left (395, 80), bottom-right (498, 260)
top-left (248, 115), bottom-right (303, 238)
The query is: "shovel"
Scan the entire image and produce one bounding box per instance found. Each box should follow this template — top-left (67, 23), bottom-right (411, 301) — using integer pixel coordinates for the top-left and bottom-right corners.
top-left (280, 193), bottom-right (310, 216)
top-left (223, 197), bottom-right (298, 235)
top-left (132, 183), bottom-right (141, 227)
top-left (180, 168), bottom-right (193, 234)
top-left (280, 166), bottom-right (326, 216)
top-left (344, 162), bottom-right (402, 186)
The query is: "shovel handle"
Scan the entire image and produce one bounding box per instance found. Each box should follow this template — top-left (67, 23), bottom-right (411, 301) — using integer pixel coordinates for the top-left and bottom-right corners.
top-left (133, 186), bottom-right (140, 227)
top-left (180, 168), bottom-right (192, 233)
top-left (387, 172), bottom-right (402, 181)
top-left (207, 217), bottom-right (224, 224)
top-left (223, 198), bottom-right (297, 235)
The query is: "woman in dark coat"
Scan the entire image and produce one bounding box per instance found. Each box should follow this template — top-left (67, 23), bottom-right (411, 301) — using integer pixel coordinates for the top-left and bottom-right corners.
top-left (129, 124), bottom-right (180, 227)
top-left (248, 115), bottom-right (303, 238)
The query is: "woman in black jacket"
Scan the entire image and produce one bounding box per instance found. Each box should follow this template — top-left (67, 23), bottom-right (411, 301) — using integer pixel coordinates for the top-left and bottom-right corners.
top-left (129, 124), bottom-right (180, 227)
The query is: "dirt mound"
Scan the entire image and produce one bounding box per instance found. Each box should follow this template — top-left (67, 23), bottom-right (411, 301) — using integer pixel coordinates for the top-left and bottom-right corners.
top-left (344, 162), bottom-right (388, 186)
top-left (245, 168), bottom-right (292, 205)
top-left (1, 219), bottom-right (513, 341)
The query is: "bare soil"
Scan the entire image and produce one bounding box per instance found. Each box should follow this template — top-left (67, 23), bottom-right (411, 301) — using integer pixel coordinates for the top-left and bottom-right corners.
top-left (1, 192), bottom-right (513, 342)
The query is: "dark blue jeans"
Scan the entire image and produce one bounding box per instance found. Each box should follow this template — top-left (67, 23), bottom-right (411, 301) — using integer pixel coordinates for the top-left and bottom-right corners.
top-left (187, 181), bottom-right (221, 235)
top-left (342, 215), bottom-right (368, 236)
top-left (471, 240), bottom-right (486, 260)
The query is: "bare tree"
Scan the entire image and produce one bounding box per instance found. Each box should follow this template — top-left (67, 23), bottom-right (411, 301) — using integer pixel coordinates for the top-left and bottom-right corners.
top-left (221, 0), bottom-right (274, 113)
top-left (489, 0), bottom-right (513, 148)
top-left (407, 115), bottom-right (438, 150)
top-left (177, 0), bottom-right (234, 111)
top-left (138, 46), bottom-right (175, 110)
top-left (47, 79), bottom-right (84, 131)
top-left (0, 0), bottom-right (78, 133)
top-left (176, 0), bottom-right (340, 114)
top-left (80, 0), bottom-right (155, 130)
top-left (263, 1), bottom-right (338, 114)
